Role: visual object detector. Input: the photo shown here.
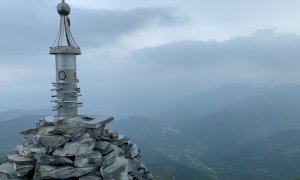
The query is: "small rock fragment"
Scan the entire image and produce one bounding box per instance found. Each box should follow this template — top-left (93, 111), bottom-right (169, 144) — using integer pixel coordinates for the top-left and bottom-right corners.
top-left (110, 131), bottom-right (119, 138)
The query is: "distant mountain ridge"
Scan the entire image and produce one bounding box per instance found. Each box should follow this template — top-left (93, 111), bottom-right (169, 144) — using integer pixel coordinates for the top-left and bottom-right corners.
top-left (178, 85), bottom-right (300, 155)
top-left (0, 108), bottom-right (51, 122)
top-left (219, 129), bottom-right (300, 180)
top-left (158, 84), bottom-right (263, 122)
top-left (0, 115), bottom-right (43, 157)
top-left (2, 84), bottom-right (300, 179)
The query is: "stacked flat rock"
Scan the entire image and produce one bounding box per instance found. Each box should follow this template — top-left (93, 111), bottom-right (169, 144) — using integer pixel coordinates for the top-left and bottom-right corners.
top-left (0, 116), bottom-right (153, 180)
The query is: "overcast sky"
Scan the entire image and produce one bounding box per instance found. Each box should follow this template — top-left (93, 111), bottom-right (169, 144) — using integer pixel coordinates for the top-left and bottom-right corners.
top-left (0, 0), bottom-right (300, 113)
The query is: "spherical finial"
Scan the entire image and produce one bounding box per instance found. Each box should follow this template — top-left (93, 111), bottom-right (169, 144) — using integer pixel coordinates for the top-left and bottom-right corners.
top-left (57, 1), bottom-right (71, 16)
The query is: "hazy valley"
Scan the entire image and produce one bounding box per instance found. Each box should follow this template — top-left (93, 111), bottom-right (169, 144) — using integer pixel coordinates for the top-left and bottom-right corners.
top-left (2, 84), bottom-right (300, 179)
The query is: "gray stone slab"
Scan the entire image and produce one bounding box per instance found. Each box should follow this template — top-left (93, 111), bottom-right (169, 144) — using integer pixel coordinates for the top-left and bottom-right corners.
top-left (79, 174), bottom-right (102, 180)
top-left (102, 144), bottom-right (122, 168)
top-left (72, 133), bottom-right (90, 142)
top-left (87, 127), bottom-right (104, 139)
top-left (7, 153), bottom-right (35, 165)
top-left (36, 125), bottom-right (56, 136)
top-left (53, 120), bottom-right (86, 137)
top-left (36, 116), bottom-right (59, 128)
top-left (126, 143), bottom-right (140, 158)
top-left (13, 163), bottom-right (34, 177)
top-left (31, 135), bottom-right (69, 153)
top-left (128, 158), bottom-right (142, 174)
top-left (74, 151), bottom-right (102, 168)
top-left (101, 129), bottom-right (111, 138)
top-left (20, 128), bottom-right (37, 137)
top-left (20, 128), bottom-right (38, 146)
top-left (101, 157), bottom-right (128, 180)
top-left (17, 145), bottom-right (47, 158)
top-left (78, 171), bottom-right (102, 180)
top-left (53, 138), bottom-right (96, 157)
top-left (94, 141), bottom-right (114, 155)
top-left (34, 154), bottom-right (73, 165)
top-left (0, 163), bottom-right (16, 175)
top-left (64, 116), bottom-right (114, 129)
top-left (0, 172), bottom-right (26, 180)
top-left (0, 162), bottom-right (33, 177)
top-left (34, 165), bottom-right (99, 179)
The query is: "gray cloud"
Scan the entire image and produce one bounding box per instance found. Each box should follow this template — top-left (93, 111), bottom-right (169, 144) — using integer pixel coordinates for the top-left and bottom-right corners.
top-left (127, 29), bottom-right (300, 72)
top-left (72, 7), bottom-right (184, 47)
top-left (0, 0), bottom-right (300, 112)
top-left (0, 1), bottom-right (182, 57)
top-left (1, 29), bottom-right (300, 112)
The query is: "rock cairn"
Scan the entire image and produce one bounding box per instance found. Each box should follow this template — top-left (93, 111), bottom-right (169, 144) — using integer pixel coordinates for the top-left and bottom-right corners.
top-left (0, 116), bottom-right (153, 179)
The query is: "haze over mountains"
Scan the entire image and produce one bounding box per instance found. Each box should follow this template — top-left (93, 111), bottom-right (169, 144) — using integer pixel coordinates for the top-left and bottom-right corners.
top-left (1, 84), bottom-right (300, 179)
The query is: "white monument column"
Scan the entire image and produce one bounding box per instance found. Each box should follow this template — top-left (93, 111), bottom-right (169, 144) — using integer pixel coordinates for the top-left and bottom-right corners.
top-left (50, 0), bottom-right (82, 117)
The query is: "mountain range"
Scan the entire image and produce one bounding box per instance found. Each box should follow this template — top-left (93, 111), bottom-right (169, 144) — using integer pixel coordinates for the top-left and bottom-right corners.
top-left (1, 84), bottom-right (300, 179)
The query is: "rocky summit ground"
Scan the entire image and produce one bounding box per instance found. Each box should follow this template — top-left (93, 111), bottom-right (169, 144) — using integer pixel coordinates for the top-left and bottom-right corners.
top-left (0, 115), bottom-right (153, 180)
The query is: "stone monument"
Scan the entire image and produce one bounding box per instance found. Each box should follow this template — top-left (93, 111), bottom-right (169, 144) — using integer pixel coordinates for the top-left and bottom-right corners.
top-left (0, 1), bottom-right (153, 179)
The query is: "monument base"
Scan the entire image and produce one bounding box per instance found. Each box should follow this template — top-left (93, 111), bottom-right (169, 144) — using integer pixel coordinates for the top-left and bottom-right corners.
top-left (0, 115), bottom-right (153, 180)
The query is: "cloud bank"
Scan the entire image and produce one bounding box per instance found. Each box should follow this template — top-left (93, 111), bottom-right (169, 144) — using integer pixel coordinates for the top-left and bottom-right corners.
top-left (0, 0), bottom-right (299, 113)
